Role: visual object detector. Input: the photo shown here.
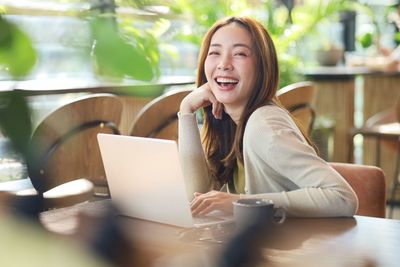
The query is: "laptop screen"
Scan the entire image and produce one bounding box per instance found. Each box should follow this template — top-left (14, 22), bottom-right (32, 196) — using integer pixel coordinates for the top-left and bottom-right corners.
top-left (97, 133), bottom-right (195, 227)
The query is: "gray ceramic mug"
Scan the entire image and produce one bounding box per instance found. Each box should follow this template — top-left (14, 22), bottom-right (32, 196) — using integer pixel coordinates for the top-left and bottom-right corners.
top-left (233, 198), bottom-right (286, 230)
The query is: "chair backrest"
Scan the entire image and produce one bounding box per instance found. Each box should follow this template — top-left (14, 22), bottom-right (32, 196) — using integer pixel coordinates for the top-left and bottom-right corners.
top-left (329, 162), bottom-right (386, 218)
top-left (277, 81), bottom-right (316, 134)
top-left (28, 93), bottom-right (123, 194)
top-left (360, 101), bottom-right (399, 153)
top-left (130, 88), bottom-right (193, 142)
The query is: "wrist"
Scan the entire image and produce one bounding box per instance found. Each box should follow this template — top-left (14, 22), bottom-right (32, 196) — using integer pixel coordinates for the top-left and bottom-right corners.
top-left (179, 101), bottom-right (196, 114)
top-left (179, 108), bottom-right (195, 115)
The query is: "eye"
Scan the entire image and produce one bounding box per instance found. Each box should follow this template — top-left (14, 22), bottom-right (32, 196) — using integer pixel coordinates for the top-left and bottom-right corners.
top-left (208, 51), bottom-right (220, 56)
top-left (234, 51), bottom-right (248, 57)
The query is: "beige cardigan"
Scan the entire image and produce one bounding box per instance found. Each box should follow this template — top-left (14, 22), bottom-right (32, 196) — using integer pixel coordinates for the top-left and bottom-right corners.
top-left (178, 104), bottom-right (358, 217)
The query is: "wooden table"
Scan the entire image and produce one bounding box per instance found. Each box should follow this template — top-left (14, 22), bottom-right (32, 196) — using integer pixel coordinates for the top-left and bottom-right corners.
top-left (40, 200), bottom-right (400, 267)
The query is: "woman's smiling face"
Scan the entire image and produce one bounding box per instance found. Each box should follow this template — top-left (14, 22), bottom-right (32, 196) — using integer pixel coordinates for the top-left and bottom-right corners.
top-left (204, 23), bottom-right (256, 113)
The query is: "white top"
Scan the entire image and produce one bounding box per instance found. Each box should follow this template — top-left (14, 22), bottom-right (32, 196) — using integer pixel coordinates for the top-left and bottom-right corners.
top-left (178, 104), bottom-right (358, 217)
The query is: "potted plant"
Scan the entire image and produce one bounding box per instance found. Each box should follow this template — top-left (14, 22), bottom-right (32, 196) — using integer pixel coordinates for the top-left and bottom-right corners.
top-left (315, 43), bottom-right (344, 66)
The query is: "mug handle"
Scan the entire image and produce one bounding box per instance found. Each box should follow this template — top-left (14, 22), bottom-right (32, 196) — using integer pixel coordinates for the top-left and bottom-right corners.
top-left (272, 207), bottom-right (286, 225)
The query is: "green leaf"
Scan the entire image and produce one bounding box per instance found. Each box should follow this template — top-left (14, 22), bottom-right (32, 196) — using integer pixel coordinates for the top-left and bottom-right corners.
top-left (90, 17), bottom-right (154, 81)
top-left (395, 32), bottom-right (400, 43)
top-left (0, 16), bottom-right (37, 78)
top-left (358, 32), bottom-right (373, 48)
top-left (0, 91), bottom-right (32, 159)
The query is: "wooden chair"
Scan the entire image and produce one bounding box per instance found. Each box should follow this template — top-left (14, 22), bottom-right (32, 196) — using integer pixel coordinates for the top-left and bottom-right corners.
top-left (277, 81), bottom-right (316, 135)
top-left (0, 93), bottom-right (123, 209)
top-left (351, 98), bottom-right (400, 218)
top-left (329, 162), bottom-right (386, 218)
top-left (130, 88), bottom-right (193, 142)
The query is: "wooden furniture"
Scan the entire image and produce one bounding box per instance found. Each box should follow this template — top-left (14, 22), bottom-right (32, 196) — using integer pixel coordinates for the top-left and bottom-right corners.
top-left (277, 81), bottom-right (316, 135)
top-left (0, 94), bottom-right (123, 209)
top-left (361, 74), bottom-right (399, 177)
top-left (330, 162), bottom-right (386, 218)
top-left (304, 68), bottom-right (400, 208)
top-left (0, 76), bottom-right (196, 135)
top-left (352, 96), bottom-right (400, 218)
top-left (130, 88), bottom-right (193, 142)
top-left (303, 66), bottom-right (368, 162)
top-left (40, 199), bottom-right (400, 267)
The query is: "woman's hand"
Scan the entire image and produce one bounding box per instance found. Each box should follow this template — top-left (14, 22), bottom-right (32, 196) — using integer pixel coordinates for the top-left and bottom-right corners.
top-left (180, 83), bottom-right (223, 119)
top-left (190, 190), bottom-right (240, 216)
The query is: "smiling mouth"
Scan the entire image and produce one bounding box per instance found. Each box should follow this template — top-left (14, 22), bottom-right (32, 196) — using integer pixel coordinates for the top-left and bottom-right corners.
top-left (215, 77), bottom-right (239, 87)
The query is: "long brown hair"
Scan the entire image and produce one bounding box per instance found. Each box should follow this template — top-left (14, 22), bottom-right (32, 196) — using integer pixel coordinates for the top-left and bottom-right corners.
top-left (197, 16), bottom-right (309, 188)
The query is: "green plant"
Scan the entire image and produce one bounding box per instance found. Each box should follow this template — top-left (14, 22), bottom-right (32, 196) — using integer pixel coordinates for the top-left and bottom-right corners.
top-left (172, 0), bottom-right (251, 44)
top-left (90, 16), bottom-right (155, 81)
top-left (261, 0), bottom-right (357, 86)
top-left (0, 16), bottom-right (36, 163)
top-left (0, 16), bottom-right (37, 78)
top-left (166, 0), bottom-right (357, 88)
top-left (353, 3), bottom-right (379, 50)
top-left (0, 4), bottom-right (161, 175)
top-left (358, 31), bottom-right (374, 48)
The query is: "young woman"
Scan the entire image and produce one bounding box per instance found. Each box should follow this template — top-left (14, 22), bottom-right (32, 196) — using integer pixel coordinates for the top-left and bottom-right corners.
top-left (178, 16), bottom-right (358, 217)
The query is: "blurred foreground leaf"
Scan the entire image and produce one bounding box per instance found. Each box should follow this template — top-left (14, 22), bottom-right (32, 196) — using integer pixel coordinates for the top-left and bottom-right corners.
top-left (0, 16), bottom-right (37, 78)
top-left (90, 17), bottom-right (154, 81)
top-left (0, 91), bottom-right (32, 159)
top-left (395, 32), bottom-right (400, 44)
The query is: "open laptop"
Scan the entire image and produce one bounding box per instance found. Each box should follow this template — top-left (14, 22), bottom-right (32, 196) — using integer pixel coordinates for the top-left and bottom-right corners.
top-left (97, 133), bottom-right (233, 228)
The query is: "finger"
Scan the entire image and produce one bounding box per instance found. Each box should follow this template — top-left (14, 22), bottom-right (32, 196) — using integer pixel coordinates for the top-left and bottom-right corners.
top-left (191, 197), bottom-right (216, 216)
top-left (214, 103), bottom-right (223, 119)
top-left (197, 203), bottom-right (218, 216)
top-left (190, 190), bottom-right (218, 205)
top-left (191, 191), bottom-right (221, 215)
top-left (190, 191), bottom-right (214, 214)
top-left (201, 83), bottom-right (222, 119)
top-left (190, 192), bottom-right (202, 206)
top-left (210, 97), bottom-right (223, 119)
top-left (202, 82), bottom-right (211, 90)
top-left (190, 194), bottom-right (204, 211)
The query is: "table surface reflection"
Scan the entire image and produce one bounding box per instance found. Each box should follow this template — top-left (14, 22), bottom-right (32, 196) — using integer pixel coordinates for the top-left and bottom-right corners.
top-left (40, 199), bottom-right (400, 267)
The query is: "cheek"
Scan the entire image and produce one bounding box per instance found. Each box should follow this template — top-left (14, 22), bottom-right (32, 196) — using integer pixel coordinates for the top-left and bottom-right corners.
top-left (241, 64), bottom-right (257, 93)
top-left (242, 63), bottom-right (256, 82)
top-left (204, 60), bottom-right (213, 82)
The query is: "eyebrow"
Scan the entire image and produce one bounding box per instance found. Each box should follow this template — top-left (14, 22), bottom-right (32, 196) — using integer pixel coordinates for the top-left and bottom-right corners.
top-left (210, 43), bottom-right (252, 50)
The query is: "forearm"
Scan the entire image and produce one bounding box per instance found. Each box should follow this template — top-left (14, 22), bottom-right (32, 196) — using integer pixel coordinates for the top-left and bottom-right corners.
top-left (178, 112), bottom-right (212, 200)
top-left (241, 188), bottom-right (357, 217)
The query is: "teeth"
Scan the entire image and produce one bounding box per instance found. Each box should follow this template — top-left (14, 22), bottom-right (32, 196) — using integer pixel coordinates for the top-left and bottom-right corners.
top-left (216, 77), bottom-right (238, 83)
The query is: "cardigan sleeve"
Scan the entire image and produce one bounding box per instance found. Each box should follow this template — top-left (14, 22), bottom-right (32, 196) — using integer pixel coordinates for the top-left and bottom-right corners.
top-left (178, 112), bottom-right (212, 200)
top-left (242, 107), bottom-right (358, 217)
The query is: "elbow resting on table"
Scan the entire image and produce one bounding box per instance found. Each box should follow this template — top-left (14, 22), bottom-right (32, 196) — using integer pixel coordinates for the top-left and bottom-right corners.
top-left (340, 190), bottom-right (359, 217)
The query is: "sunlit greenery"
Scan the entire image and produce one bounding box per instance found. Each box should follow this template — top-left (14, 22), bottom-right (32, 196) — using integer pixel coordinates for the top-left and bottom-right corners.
top-left (90, 16), bottom-right (154, 81)
top-left (0, 0), bottom-right (366, 87)
top-left (0, 17), bottom-right (37, 78)
top-left (0, 0), bottom-right (161, 168)
top-left (163, 0), bottom-right (357, 87)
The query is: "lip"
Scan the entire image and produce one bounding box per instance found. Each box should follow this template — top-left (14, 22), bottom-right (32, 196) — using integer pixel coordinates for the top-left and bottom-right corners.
top-left (213, 76), bottom-right (239, 91)
top-left (214, 75), bottom-right (239, 83)
top-left (213, 75), bottom-right (239, 89)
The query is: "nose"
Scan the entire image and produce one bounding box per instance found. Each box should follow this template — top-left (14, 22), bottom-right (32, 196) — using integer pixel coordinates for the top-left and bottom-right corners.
top-left (217, 55), bottom-right (233, 71)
